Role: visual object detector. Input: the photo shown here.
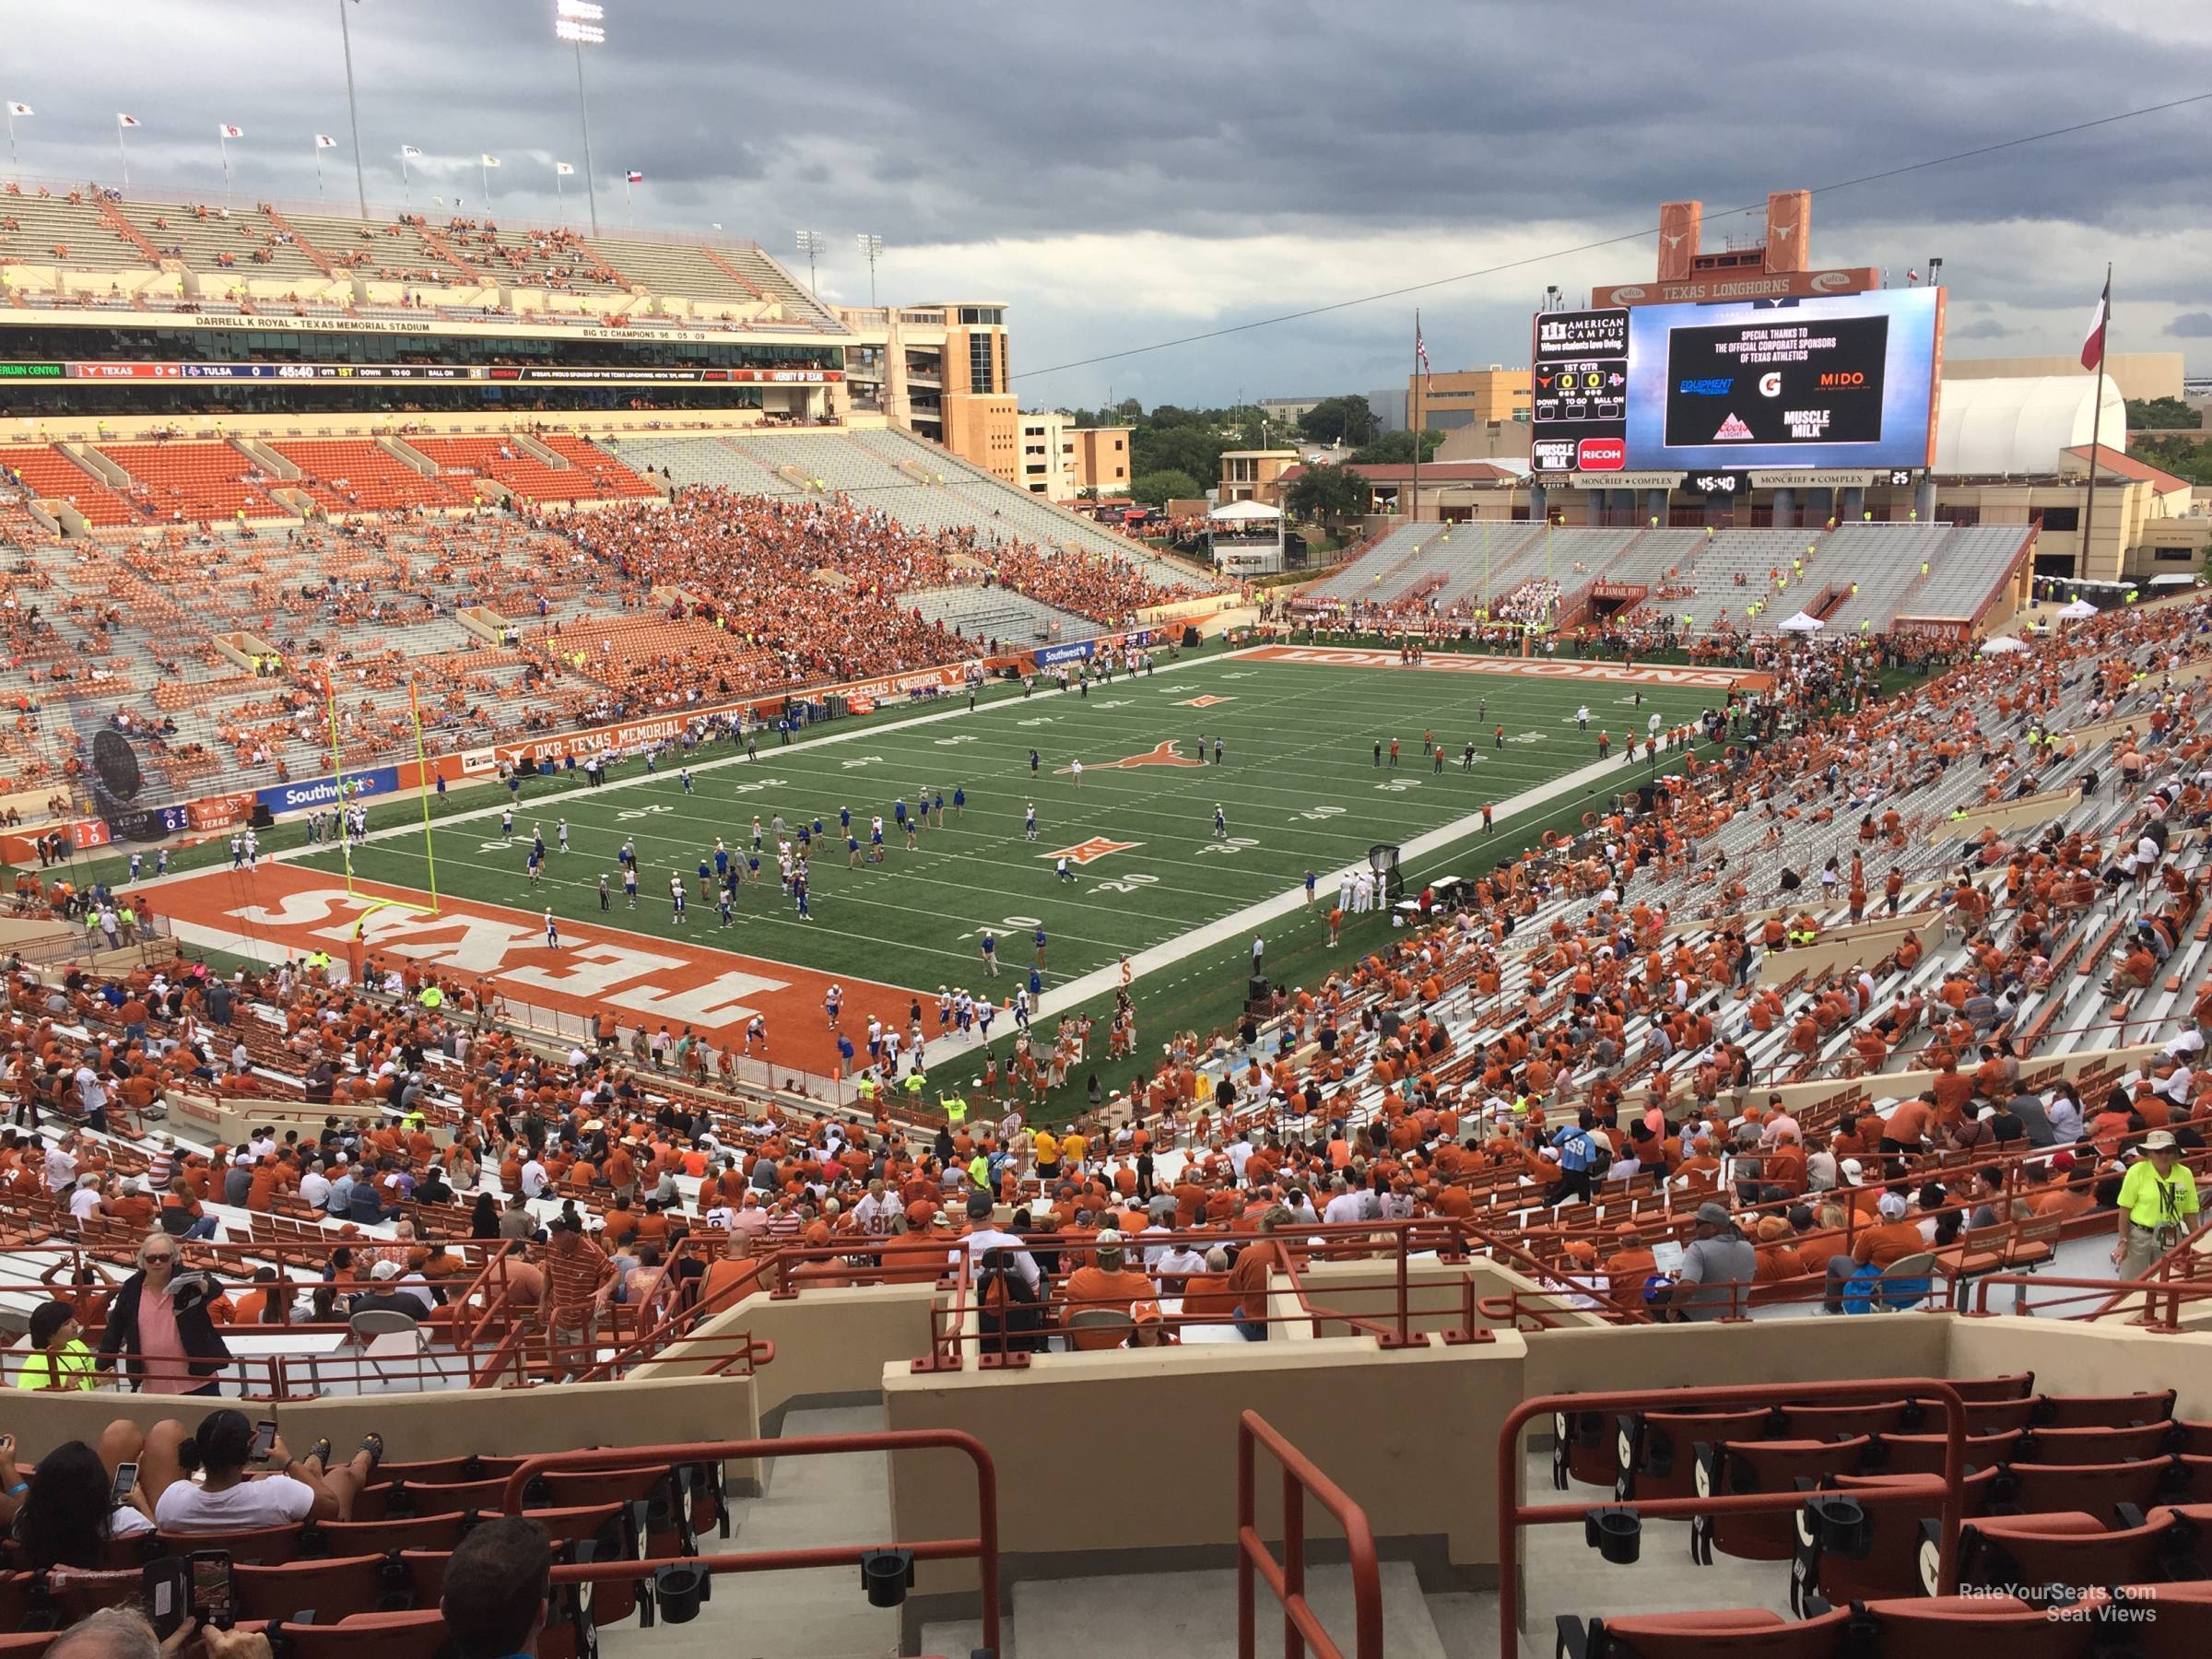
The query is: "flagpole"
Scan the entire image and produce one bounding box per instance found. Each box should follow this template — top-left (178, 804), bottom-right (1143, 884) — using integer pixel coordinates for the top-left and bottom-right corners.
top-left (556, 164), bottom-right (564, 217)
top-left (219, 131), bottom-right (231, 208)
top-left (315, 140), bottom-right (324, 199)
top-left (117, 121), bottom-right (130, 189)
top-left (2081, 263), bottom-right (2111, 583)
top-left (1409, 309), bottom-right (1421, 526)
top-left (6, 106), bottom-right (18, 181)
top-left (401, 149), bottom-right (411, 211)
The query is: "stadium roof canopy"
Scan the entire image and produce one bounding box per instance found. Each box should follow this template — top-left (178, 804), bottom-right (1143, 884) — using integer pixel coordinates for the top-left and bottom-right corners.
top-left (1934, 373), bottom-right (2125, 477)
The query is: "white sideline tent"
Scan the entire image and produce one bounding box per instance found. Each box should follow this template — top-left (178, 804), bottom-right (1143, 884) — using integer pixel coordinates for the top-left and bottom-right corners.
top-left (1207, 498), bottom-right (1284, 574)
top-left (1980, 635), bottom-right (2031, 655)
top-left (1777, 611), bottom-right (1826, 634)
top-left (2055, 599), bottom-right (2100, 620)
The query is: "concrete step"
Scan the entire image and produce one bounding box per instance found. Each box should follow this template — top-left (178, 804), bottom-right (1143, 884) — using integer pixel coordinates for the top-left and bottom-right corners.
top-left (921, 1559), bottom-right (1449, 1659)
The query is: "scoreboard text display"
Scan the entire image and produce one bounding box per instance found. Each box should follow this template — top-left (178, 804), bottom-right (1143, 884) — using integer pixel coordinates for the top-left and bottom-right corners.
top-left (1532, 287), bottom-right (1941, 473)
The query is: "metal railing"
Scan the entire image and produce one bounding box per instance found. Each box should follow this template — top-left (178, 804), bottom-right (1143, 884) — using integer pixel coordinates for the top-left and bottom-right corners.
top-left (1237, 1410), bottom-right (1382, 1659)
top-left (500, 1431), bottom-right (1002, 1655)
top-left (1495, 1379), bottom-right (1971, 1659)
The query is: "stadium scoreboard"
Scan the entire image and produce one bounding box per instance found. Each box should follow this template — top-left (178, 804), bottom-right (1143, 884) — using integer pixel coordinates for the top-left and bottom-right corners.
top-left (1532, 288), bottom-right (1941, 475)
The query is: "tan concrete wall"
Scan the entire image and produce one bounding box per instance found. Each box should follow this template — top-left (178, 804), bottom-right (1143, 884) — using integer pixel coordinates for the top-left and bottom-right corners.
top-left (1948, 1316), bottom-right (2212, 1416)
top-left (635, 1280), bottom-right (941, 1430)
top-left (882, 1331), bottom-right (1532, 1604)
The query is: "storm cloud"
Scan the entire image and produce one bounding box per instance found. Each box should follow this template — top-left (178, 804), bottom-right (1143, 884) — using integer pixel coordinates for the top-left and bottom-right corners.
top-left (7, 0), bottom-right (2206, 403)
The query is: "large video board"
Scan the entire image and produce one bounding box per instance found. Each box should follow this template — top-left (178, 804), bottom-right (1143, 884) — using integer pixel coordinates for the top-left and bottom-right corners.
top-left (1532, 287), bottom-right (1942, 473)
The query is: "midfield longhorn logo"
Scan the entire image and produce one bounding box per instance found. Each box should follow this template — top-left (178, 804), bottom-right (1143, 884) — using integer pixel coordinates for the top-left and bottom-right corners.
top-left (1060, 739), bottom-right (1205, 771)
top-left (1041, 837), bottom-right (1139, 865)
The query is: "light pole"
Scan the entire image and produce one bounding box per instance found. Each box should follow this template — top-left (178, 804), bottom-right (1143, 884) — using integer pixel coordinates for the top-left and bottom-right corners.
top-left (794, 229), bottom-right (826, 293)
top-left (855, 232), bottom-right (883, 307)
top-left (336, 0), bottom-right (369, 218)
top-left (555, 0), bottom-right (606, 234)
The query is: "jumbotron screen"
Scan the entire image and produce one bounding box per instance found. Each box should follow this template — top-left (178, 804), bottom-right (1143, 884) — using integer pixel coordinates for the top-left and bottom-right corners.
top-left (1531, 287), bottom-right (1942, 472)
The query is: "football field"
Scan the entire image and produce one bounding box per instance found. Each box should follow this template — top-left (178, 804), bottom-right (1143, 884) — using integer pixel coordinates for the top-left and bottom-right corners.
top-left (149, 645), bottom-right (1755, 1077)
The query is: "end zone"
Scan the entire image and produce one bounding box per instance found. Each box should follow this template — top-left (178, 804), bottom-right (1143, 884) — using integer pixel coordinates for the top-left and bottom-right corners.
top-left (1233, 642), bottom-right (1771, 691)
top-left (151, 862), bottom-right (923, 1064)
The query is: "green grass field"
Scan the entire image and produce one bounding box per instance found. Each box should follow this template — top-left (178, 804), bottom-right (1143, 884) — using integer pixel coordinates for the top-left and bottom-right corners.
top-left (288, 652), bottom-right (1720, 1002)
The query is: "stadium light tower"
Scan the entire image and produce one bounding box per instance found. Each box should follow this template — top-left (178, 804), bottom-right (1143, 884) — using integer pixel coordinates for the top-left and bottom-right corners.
top-left (335, 0), bottom-right (370, 218)
top-left (855, 232), bottom-right (884, 307)
top-left (554, 0), bottom-right (606, 234)
top-left (794, 229), bottom-right (826, 293)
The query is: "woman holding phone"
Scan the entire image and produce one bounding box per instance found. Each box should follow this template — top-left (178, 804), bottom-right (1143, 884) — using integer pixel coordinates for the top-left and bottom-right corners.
top-left (9, 1440), bottom-right (155, 1568)
top-left (145, 1408), bottom-right (383, 1531)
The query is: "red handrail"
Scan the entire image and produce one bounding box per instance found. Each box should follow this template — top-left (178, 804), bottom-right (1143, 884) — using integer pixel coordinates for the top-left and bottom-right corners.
top-left (1237, 1409), bottom-right (1382, 1659)
top-left (496, 1431), bottom-right (1001, 1653)
top-left (1495, 1379), bottom-right (1969, 1659)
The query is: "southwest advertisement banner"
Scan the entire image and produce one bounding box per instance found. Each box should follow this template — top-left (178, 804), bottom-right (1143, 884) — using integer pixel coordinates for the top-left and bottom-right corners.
top-left (1034, 641), bottom-right (1098, 668)
top-left (1533, 287), bottom-right (1942, 474)
top-left (255, 765), bottom-right (404, 817)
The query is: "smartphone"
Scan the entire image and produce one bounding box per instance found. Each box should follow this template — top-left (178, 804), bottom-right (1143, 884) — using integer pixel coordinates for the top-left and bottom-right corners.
top-left (143, 1559), bottom-right (188, 1641)
top-left (112, 1461), bottom-right (138, 1503)
top-left (188, 1549), bottom-right (234, 1629)
top-left (249, 1419), bottom-right (277, 1463)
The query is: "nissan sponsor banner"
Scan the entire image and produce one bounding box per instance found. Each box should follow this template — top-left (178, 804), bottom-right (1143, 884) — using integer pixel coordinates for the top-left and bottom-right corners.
top-left (256, 765), bottom-right (403, 817)
top-left (1532, 287), bottom-right (1942, 474)
top-left (1033, 641), bottom-right (1097, 668)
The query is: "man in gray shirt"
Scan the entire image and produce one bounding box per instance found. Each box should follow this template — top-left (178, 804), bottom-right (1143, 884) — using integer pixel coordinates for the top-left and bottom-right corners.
top-left (2006, 1087), bottom-right (2058, 1147)
top-left (1669, 1202), bottom-right (1758, 1322)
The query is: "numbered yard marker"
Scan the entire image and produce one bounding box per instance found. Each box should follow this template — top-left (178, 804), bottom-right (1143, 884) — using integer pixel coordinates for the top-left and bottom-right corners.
top-left (1297, 805), bottom-right (1347, 821)
top-left (1195, 836), bottom-right (1260, 856)
top-left (1090, 872), bottom-right (1161, 895)
top-left (616, 803), bottom-right (673, 820)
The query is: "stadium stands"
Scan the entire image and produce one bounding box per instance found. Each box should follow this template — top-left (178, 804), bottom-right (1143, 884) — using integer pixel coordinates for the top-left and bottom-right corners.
top-left (0, 445), bottom-right (140, 527)
top-left (267, 441), bottom-right (466, 514)
top-left (1300, 520), bottom-right (2030, 637)
top-left (97, 441), bottom-right (289, 523)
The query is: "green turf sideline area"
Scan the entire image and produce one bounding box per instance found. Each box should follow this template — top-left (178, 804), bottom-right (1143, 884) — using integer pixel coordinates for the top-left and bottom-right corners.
top-left (284, 653), bottom-right (1724, 1002)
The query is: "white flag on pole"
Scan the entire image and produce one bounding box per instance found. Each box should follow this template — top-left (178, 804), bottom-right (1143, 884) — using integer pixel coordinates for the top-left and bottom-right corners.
top-left (480, 153), bottom-right (500, 168)
top-left (218, 124), bottom-right (243, 139)
top-left (116, 113), bottom-right (141, 128)
top-left (556, 162), bottom-right (575, 175)
top-left (314, 134), bottom-right (338, 149)
top-left (400, 144), bottom-right (422, 159)
top-left (6, 103), bottom-right (31, 118)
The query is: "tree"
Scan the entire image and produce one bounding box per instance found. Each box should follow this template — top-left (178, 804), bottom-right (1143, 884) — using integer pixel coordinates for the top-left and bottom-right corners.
top-left (2126, 396), bottom-right (2202, 430)
top-left (1129, 469), bottom-right (1203, 507)
top-left (1348, 428), bottom-right (1444, 465)
top-left (2131, 435), bottom-right (2212, 488)
top-left (1298, 394), bottom-right (1379, 448)
top-left (1286, 462), bottom-right (1367, 524)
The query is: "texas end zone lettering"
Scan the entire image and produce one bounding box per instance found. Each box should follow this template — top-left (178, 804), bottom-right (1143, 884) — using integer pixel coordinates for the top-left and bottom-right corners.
top-left (149, 864), bottom-right (917, 1046)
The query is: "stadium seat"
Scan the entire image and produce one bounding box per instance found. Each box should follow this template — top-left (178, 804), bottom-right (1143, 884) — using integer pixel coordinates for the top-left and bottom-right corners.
top-left (1958, 1504), bottom-right (2212, 1594)
top-left (1692, 1439), bottom-right (1873, 1563)
top-left (2031, 1391), bottom-right (2177, 1430)
top-left (232, 1553), bottom-right (412, 1625)
top-left (1617, 1408), bottom-right (1773, 1500)
top-left (268, 1610), bottom-right (450, 1659)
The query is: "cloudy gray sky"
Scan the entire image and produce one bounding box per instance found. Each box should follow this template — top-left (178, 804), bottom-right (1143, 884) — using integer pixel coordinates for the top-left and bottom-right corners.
top-left (9, 0), bottom-right (2208, 406)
